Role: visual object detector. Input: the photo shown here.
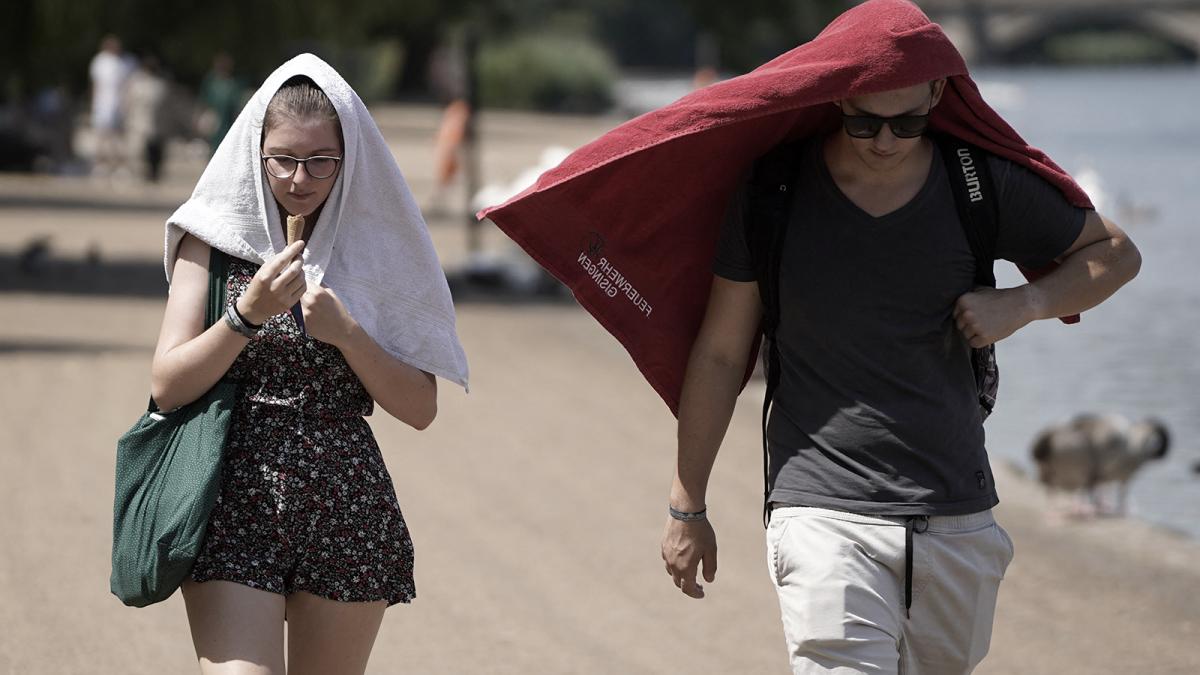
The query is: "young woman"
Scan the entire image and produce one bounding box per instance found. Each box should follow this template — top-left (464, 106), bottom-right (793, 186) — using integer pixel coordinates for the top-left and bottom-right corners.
top-left (151, 55), bottom-right (468, 674)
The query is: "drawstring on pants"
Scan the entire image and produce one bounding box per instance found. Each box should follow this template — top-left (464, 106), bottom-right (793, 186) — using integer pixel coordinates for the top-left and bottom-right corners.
top-left (904, 515), bottom-right (929, 619)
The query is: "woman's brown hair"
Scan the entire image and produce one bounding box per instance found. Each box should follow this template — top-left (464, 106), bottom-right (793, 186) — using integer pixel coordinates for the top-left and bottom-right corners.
top-left (262, 75), bottom-right (343, 148)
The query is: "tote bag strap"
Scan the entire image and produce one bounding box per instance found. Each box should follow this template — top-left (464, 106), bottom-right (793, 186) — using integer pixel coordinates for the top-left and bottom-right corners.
top-left (147, 247), bottom-right (229, 413)
top-left (206, 247), bottom-right (229, 326)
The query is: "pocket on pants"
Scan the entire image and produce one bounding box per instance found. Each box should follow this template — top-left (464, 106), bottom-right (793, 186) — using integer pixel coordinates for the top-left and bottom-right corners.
top-left (904, 519), bottom-right (1010, 673)
top-left (770, 512), bottom-right (902, 644)
top-left (994, 522), bottom-right (1015, 575)
top-left (765, 513), bottom-right (793, 587)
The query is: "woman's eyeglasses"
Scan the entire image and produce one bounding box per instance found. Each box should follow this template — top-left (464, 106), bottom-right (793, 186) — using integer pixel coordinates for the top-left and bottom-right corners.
top-left (841, 112), bottom-right (930, 139)
top-left (260, 154), bottom-right (342, 180)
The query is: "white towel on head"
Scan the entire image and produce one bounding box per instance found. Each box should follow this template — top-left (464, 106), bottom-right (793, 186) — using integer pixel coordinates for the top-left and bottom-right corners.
top-left (165, 53), bottom-right (468, 389)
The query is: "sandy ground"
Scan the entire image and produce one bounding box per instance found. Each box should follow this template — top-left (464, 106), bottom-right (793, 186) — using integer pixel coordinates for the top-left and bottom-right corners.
top-left (2, 105), bottom-right (1198, 674)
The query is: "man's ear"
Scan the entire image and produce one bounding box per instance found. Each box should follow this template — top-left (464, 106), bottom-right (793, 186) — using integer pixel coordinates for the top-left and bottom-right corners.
top-left (930, 79), bottom-right (947, 108)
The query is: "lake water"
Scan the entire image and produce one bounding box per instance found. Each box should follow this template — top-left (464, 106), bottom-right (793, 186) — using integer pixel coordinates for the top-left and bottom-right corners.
top-left (973, 67), bottom-right (1200, 539)
top-left (619, 67), bottom-right (1200, 538)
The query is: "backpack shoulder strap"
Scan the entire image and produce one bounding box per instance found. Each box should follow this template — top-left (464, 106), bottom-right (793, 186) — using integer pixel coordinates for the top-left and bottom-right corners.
top-left (934, 134), bottom-right (999, 288)
top-left (745, 142), bottom-right (804, 336)
top-left (743, 140), bottom-right (805, 526)
top-left (934, 133), bottom-right (1002, 420)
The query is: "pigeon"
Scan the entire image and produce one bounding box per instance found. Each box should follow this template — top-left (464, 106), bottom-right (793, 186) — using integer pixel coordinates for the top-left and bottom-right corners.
top-left (18, 236), bottom-right (51, 276)
top-left (1030, 414), bottom-right (1169, 516)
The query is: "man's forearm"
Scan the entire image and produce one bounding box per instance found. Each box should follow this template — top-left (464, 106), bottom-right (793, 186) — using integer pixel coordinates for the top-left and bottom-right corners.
top-left (1026, 232), bottom-right (1141, 322)
top-left (671, 352), bottom-right (749, 511)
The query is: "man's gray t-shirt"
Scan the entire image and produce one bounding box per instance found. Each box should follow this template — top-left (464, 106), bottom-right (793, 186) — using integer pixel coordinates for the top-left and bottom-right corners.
top-left (714, 139), bottom-right (1086, 516)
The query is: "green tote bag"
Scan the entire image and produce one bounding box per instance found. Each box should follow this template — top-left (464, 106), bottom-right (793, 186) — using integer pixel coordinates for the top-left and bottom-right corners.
top-left (110, 248), bottom-right (236, 607)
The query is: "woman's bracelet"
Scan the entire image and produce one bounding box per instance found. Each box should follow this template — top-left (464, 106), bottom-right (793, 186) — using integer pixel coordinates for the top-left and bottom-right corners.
top-left (223, 304), bottom-right (261, 338)
top-left (668, 505), bottom-right (708, 522)
top-left (232, 301), bottom-right (262, 330)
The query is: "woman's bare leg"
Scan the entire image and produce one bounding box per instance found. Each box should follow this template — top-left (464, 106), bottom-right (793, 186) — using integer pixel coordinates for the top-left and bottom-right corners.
top-left (284, 591), bottom-right (387, 675)
top-left (182, 579), bottom-right (286, 674)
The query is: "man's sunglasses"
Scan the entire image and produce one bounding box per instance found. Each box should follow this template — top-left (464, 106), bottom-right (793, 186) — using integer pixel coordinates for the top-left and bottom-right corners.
top-left (841, 112), bottom-right (930, 139)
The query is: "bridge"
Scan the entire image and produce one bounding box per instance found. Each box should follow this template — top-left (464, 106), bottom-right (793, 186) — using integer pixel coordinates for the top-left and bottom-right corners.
top-left (916, 0), bottom-right (1200, 63)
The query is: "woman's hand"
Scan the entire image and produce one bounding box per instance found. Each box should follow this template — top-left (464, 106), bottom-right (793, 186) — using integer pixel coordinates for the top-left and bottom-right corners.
top-left (311, 287), bottom-right (438, 429)
top-left (302, 284), bottom-right (357, 347)
top-left (236, 240), bottom-right (307, 325)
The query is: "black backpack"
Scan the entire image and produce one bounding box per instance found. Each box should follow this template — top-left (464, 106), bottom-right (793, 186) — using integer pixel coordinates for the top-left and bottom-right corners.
top-left (744, 134), bottom-right (999, 524)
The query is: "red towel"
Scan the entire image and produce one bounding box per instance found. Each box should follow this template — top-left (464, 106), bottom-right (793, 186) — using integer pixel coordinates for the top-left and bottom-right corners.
top-left (480, 0), bottom-right (1093, 414)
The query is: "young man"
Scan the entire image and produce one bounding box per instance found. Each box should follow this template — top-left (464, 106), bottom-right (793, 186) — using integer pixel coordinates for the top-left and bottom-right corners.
top-left (480, 2), bottom-right (1141, 672)
top-left (660, 79), bottom-right (1140, 673)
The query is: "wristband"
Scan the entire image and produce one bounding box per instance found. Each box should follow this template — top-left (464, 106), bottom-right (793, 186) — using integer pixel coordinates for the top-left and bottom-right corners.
top-left (223, 304), bottom-right (260, 338)
top-left (232, 301), bottom-right (262, 330)
top-left (668, 505), bottom-right (707, 522)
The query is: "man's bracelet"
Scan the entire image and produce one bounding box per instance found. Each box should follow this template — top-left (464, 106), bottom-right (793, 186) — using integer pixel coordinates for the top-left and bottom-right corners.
top-left (223, 304), bottom-right (261, 338)
top-left (668, 505), bottom-right (707, 522)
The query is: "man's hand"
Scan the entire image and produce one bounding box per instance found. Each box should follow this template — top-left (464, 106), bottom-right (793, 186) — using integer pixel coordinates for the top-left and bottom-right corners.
top-left (953, 286), bottom-right (1039, 348)
top-left (661, 517), bottom-right (718, 599)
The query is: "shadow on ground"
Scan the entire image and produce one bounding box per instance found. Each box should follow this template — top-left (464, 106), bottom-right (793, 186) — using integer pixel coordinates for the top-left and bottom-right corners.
top-left (0, 339), bottom-right (149, 355)
top-left (0, 192), bottom-right (182, 214)
top-left (445, 270), bottom-right (575, 306)
top-left (0, 250), bottom-right (166, 298)
top-left (1, 248), bottom-right (577, 307)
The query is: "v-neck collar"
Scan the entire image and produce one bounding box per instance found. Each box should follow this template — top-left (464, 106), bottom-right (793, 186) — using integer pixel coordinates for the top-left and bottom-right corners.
top-left (816, 141), bottom-right (942, 226)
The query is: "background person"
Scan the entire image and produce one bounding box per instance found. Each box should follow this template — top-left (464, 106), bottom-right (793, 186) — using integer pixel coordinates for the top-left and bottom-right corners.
top-left (124, 54), bottom-right (170, 182)
top-left (88, 34), bottom-right (133, 177)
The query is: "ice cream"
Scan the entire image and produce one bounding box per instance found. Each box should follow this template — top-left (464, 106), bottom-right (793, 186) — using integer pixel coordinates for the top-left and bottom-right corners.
top-left (286, 214), bottom-right (305, 246)
top-left (285, 213), bottom-right (307, 335)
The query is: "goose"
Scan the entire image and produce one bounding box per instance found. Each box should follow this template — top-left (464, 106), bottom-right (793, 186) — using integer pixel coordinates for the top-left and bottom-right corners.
top-left (1030, 414), bottom-right (1169, 516)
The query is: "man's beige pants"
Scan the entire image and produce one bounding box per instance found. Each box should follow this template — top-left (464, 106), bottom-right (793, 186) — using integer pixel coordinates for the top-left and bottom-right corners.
top-left (766, 506), bottom-right (1014, 675)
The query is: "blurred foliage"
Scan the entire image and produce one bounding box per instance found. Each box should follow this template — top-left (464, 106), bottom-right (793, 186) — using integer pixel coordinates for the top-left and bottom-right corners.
top-left (2, 0), bottom-right (463, 101)
top-left (477, 32), bottom-right (616, 113)
top-left (1007, 28), bottom-right (1198, 66)
top-left (3, 0), bottom-right (846, 105)
top-left (1044, 31), bottom-right (1191, 65)
top-left (682, 0), bottom-right (843, 71)
top-left (470, 0), bottom-right (844, 71)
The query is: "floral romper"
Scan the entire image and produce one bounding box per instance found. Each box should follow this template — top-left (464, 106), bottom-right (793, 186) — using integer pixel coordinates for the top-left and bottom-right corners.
top-left (190, 257), bottom-right (416, 605)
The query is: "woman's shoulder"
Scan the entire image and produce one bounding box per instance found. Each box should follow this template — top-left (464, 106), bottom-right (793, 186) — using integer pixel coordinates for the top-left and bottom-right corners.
top-left (170, 232), bottom-right (213, 280)
top-left (176, 235), bottom-right (264, 278)
top-left (177, 232), bottom-right (212, 263)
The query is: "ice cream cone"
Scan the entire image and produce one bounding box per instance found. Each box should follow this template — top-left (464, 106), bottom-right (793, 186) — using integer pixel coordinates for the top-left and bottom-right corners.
top-left (286, 214), bottom-right (305, 246)
top-left (285, 214), bottom-right (307, 336)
